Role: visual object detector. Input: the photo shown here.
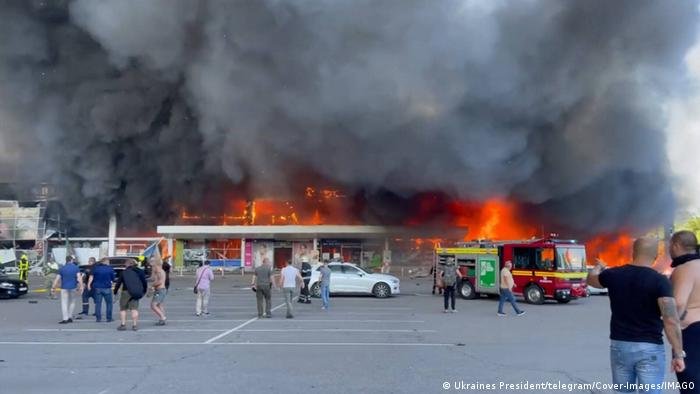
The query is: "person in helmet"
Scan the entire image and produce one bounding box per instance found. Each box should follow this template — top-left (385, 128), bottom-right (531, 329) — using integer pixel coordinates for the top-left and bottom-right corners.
top-left (18, 254), bottom-right (29, 282)
top-left (298, 257), bottom-right (312, 304)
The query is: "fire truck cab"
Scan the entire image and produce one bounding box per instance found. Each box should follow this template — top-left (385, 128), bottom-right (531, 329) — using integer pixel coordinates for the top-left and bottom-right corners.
top-left (435, 238), bottom-right (588, 304)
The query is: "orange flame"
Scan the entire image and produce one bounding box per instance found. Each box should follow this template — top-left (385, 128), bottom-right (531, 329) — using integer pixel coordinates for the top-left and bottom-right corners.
top-left (585, 234), bottom-right (634, 267)
top-left (447, 199), bottom-right (538, 240)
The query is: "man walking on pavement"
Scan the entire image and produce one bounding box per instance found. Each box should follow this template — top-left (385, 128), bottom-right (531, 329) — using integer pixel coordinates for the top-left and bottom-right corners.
top-left (113, 259), bottom-right (147, 331)
top-left (319, 260), bottom-right (331, 310)
top-left (252, 257), bottom-right (273, 318)
top-left (78, 257), bottom-right (96, 318)
top-left (298, 257), bottom-right (312, 304)
top-left (497, 260), bottom-right (525, 317)
top-left (88, 258), bottom-right (116, 322)
top-left (588, 237), bottom-right (685, 394)
top-left (669, 230), bottom-right (700, 394)
top-left (51, 256), bottom-right (83, 324)
top-left (279, 260), bottom-right (303, 318)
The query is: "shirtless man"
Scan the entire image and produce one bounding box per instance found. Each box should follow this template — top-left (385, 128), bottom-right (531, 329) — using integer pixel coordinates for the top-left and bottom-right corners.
top-left (149, 262), bottom-right (168, 326)
top-left (670, 230), bottom-right (700, 393)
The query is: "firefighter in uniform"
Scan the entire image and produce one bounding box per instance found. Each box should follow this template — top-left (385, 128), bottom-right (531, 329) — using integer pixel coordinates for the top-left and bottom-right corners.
top-left (18, 254), bottom-right (30, 282)
top-left (298, 257), bottom-right (312, 304)
top-left (43, 259), bottom-right (59, 299)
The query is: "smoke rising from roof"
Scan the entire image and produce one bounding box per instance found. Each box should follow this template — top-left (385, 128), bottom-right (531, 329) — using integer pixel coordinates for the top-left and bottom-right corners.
top-left (0, 0), bottom-right (697, 235)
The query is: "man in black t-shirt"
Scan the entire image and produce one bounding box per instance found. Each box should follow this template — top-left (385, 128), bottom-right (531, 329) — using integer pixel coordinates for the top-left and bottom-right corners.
top-left (588, 237), bottom-right (685, 393)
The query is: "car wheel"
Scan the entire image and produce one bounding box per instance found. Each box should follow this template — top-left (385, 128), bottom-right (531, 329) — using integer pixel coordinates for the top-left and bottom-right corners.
top-left (372, 282), bottom-right (391, 298)
top-left (585, 288), bottom-right (591, 297)
top-left (310, 283), bottom-right (321, 298)
top-left (556, 298), bottom-right (571, 304)
top-left (524, 285), bottom-right (545, 305)
top-left (458, 281), bottom-right (476, 300)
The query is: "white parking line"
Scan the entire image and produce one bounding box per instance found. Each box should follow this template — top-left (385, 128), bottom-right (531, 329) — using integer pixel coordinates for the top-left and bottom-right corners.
top-left (202, 302), bottom-right (287, 344)
top-left (0, 341), bottom-right (453, 347)
top-left (239, 329), bottom-right (435, 333)
top-left (25, 328), bottom-right (226, 332)
top-left (251, 319), bottom-right (425, 323)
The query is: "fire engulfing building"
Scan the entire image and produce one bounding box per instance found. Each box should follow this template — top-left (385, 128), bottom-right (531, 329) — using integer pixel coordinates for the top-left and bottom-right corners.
top-left (157, 225), bottom-right (463, 272)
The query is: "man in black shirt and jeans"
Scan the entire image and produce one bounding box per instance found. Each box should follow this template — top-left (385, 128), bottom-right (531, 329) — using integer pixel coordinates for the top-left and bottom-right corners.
top-left (588, 237), bottom-right (685, 393)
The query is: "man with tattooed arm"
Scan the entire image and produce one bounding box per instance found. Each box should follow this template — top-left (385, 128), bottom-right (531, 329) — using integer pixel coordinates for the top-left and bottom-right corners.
top-left (588, 237), bottom-right (684, 394)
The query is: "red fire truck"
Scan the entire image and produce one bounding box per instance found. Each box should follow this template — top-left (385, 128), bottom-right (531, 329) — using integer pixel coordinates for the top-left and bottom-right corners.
top-left (435, 238), bottom-right (588, 304)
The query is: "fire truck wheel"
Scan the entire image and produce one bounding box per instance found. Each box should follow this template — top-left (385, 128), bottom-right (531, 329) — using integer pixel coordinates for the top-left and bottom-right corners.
top-left (372, 282), bottom-right (391, 298)
top-left (458, 281), bottom-right (476, 300)
top-left (524, 285), bottom-right (545, 305)
top-left (310, 283), bottom-right (321, 298)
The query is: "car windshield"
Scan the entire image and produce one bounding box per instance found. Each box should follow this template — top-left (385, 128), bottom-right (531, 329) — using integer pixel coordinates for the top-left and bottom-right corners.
top-left (556, 247), bottom-right (586, 271)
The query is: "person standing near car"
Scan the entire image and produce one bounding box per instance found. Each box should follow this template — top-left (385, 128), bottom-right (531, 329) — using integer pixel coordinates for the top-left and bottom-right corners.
top-left (588, 237), bottom-right (685, 393)
top-left (78, 257), bottom-right (96, 318)
top-left (18, 254), bottom-right (29, 282)
top-left (252, 257), bottom-right (273, 318)
top-left (51, 256), bottom-right (83, 324)
top-left (279, 260), bottom-right (303, 318)
top-left (497, 260), bottom-right (525, 317)
top-left (194, 260), bottom-right (214, 317)
top-left (440, 257), bottom-right (462, 313)
top-left (319, 260), bottom-right (332, 310)
top-left (298, 257), bottom-right (312, 304)
top-left (88, 258), bottom-right (116, 322)
top-left (113, 259), bottom-right (147, 331)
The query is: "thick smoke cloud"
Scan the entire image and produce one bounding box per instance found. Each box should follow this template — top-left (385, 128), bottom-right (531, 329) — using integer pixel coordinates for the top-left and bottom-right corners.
top-left (0, 0), bottom-right (697, 234)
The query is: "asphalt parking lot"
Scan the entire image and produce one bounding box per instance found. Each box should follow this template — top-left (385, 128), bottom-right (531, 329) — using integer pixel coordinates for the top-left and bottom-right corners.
top-left (0, 274), bottom-right (682, 394)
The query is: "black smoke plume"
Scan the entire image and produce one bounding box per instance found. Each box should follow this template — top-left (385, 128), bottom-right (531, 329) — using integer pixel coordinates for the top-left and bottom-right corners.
top-left (0, 0), bottom-right (697, 235)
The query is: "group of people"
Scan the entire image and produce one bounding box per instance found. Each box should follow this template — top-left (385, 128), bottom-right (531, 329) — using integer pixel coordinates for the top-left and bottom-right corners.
top-left (587, 231), bottom-right (699, 394)
top-left (52, 256), bottom-right (171, 331)
top-left (436, 257), bottom-right (525, 316)
top-left (249, 258), bottom-right (331, 319)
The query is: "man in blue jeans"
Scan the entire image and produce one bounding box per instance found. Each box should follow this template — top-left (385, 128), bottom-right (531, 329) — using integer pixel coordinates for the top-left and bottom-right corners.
top-left (88, 258), bottom-right (116, 323)
top-left (588, 237), bottom-right (685, 394)
top-left (319, 260), bottom-right (331, 310)
top-left (498, 261), bottom-right (525, 317)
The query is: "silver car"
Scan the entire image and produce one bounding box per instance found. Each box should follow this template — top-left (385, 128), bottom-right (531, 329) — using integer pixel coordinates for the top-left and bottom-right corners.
top-left (309, 262), bottom-right (400, 298)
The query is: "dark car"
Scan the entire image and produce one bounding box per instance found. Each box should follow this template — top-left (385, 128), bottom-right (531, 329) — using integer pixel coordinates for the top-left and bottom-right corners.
top-left (0, 271), bottom-right (29, 299)
top-left (102, 256), bottom-right (151, 279)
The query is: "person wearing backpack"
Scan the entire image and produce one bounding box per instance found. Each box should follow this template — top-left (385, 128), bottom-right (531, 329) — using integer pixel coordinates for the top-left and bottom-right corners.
top-left (113, 259), bottom-right (147, 331)
top-left (439, 257), bottom-right (462, 313)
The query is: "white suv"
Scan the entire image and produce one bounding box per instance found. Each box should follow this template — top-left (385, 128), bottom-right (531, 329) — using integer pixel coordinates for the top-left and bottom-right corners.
top-left (309, 263), bottom-right (400, 298)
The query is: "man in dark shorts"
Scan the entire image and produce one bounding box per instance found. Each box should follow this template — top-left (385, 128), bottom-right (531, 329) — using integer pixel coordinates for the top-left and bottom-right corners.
top-left (670, 230), bottom-right (700, 394)
top-left (588, 237), bottom-right (685, 394)
top-left (113, 259), bottom-right (147, 331)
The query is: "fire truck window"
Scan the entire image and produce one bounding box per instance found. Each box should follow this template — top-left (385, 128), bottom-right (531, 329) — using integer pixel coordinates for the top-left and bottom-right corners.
top-left (513, 248), bottom-right (534, 269)
top-left (537, 248), bottom-right (555, 270)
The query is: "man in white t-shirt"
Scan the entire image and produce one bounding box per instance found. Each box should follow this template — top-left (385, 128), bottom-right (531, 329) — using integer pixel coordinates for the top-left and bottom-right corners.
top-left (279, 260), bottom-right (303, 318)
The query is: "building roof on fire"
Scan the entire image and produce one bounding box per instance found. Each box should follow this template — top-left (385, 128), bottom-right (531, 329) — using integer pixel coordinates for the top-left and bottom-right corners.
top-left (156, 225), bottom-right (395, 240)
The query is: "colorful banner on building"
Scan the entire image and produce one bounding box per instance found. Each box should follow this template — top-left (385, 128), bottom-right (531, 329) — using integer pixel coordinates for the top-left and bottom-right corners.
top-left (292, 241), bottom-right (314, 265)
top-left (252, 241), bottom-right (273, 268)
